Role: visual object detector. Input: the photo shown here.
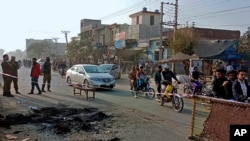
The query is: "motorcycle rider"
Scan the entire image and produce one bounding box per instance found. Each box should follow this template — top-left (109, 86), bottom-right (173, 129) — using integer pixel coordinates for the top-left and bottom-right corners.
top-left (60, 61), bottom-right (67, 77)
top-left (135, 65), bottom-right (145, 98)
top-left (191, 67), bottom-right (204, 95)
top-left (162, 65), bottom-right (180, 85)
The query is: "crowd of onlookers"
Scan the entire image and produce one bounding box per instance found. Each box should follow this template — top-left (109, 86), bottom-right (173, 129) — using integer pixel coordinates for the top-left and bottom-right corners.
top-left (190, 60), bottom-right (250, 103)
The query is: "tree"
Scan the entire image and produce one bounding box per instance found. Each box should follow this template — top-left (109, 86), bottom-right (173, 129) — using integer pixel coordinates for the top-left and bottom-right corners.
top-left (66, 32), bottom-right (104, 64)
top-left (166, 28), bottom-right (199, 55)
top-left (26, 41), bottom-right (50, 58)
top-left (239, 27), bottom-right (250, 57)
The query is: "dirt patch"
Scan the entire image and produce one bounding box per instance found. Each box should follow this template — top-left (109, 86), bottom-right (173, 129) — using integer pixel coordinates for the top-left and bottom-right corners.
top-left (0, 107), bottom-right (120, 140)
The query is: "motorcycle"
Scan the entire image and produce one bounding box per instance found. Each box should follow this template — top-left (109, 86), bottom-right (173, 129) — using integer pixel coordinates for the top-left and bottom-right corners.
top-left (183, 81), bottom-right (213, 96)
top-left (131, 76), bottom-right (155, 99)
top-left (156, 81), bottom-right (184, 113)
top-left (59, 68), bottom-right (66, 78)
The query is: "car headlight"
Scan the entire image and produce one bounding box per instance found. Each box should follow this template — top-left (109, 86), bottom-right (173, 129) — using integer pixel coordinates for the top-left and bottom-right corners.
top-left (90, 78), bottom-right (102, 81)
top-left (111, 78), bottom-right (115, 81)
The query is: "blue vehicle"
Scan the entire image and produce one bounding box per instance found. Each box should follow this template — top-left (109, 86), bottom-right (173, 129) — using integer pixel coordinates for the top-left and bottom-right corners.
top-left (131, 75), bottom-right (155, 99)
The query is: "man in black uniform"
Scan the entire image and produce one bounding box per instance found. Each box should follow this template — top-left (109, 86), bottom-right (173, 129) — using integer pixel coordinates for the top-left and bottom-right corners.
top-left (1, 54), bottom-right (14, 97)
top-left (42, 57), bottom-right (51, 92)
top-left (10, 56), bottom-right (20, 94)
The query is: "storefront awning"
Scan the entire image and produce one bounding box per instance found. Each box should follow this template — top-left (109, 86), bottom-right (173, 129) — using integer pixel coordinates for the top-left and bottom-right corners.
top-left (116, 48), bottom-right (145, 58)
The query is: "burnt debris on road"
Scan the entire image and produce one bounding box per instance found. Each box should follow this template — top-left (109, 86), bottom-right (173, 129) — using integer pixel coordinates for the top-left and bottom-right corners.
top-left (0, 107), bottom-right (116, 136)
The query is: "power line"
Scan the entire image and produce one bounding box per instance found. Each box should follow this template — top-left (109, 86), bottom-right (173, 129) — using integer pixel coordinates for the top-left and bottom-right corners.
top-left (101, 0), bottom-right (159, 20)
top-left (183, 0), bottom-right (230, 11)
top-left (181, 5), bottom-right (250, 20)
top-left (186, 9), bottom-right (250, 21)
top-left (100, 0), bottom-right (146, 19)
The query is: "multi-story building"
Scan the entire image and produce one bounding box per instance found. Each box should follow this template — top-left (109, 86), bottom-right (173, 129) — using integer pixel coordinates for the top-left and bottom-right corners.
top-left (128, 7), bottom-right (161, 40)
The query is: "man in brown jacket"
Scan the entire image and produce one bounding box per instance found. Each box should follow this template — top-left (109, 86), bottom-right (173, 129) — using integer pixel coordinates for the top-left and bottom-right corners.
top-left (10, 56), bottom-right (20, 94)
top-left (1, 54), bottom-right (14, 97)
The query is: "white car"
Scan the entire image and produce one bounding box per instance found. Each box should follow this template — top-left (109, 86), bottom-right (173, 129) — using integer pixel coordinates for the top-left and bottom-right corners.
top-left (99, 64), bottom-right (121, 79)
top-left (66, 64), bottom-right (116, 89)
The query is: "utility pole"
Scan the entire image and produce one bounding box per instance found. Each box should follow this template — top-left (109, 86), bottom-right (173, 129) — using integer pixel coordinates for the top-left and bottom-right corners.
top-left (61, 31), bottom-right (70, 46)
top-left (52, 37), bottom-right (59, 57)
top-left (159, 1), bottom-right (178, 64)
top-left (172, 0), bottom-right (178, 72)
top-left (159, 2), bottom-right (164, 61)
top-left (61, 30), bottom-right (71, 66)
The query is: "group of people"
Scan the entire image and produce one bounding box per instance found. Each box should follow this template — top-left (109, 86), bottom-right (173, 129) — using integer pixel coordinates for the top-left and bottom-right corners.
top-left (128, 64), bottom-right (181, 98)
top-left (1, 54), bottom-right (20, 97)
top-left (212, 68), bottom-right (250, 102)
top-left (190, 64), bottom-right (250, 102)
top-left (1, 54), bottom-right (52, 97)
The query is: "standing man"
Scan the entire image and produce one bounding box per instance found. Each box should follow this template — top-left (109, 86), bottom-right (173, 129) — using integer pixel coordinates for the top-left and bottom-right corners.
top-left (10, 56), bottom-right (20, 94)
top-left (232, 69), bottom-right (250, 102)
top-left (42, 57), bottom-right (51, 92)
top-left (212, 69), bottom-right (228, 98)
top-left (1, 54), bottom-right (14, 97)
top-left (28, 58), bottom-right (42, 94)
top-left (154, 65), bottom-right (163, 94)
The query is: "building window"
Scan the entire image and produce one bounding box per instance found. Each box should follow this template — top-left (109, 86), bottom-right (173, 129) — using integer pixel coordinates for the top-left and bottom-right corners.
top-left (150, 15), bottom-right (154, 25)
top-left (136, 16), bottom-right (139, 25)
top-left (81, 22), bottom-right (83, 27)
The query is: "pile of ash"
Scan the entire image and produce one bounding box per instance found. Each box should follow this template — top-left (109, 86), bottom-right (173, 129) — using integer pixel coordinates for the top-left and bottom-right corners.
top-left (0, 107), bottom-right (113, 135)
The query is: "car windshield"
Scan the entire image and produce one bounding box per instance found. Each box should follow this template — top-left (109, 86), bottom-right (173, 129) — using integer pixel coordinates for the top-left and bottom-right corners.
top-left (83, 65), bottom-right (106, 73)
top-left (99, 64), bottom-right (112, 71)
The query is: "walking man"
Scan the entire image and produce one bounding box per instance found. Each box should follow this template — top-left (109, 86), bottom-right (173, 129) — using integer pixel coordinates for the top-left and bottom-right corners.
top-left (28, 58), bottom-right (42, 94)
top-left (42, 57), bottom-right (51, 92)
top-left (10, 56), bottom-right (20, 94)
top-left (1, 54), bottom-right (14, 97)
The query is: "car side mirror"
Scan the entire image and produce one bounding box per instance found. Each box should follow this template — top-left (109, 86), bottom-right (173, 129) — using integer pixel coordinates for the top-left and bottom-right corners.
top-left (79, 71), bottom-right (85, 75)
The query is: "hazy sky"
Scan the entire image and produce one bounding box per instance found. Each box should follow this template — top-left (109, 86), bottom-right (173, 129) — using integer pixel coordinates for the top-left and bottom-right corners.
top-left (1, 0), bottom-right (250, 53)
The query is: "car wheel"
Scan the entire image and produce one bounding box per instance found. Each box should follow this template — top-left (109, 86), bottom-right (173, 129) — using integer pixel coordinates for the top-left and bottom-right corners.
top-left (83, 79), bottom-right (89, 88)
top-left (67, 77), bottom-right (72, 86)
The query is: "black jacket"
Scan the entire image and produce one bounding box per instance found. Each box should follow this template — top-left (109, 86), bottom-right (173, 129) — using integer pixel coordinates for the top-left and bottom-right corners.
top-left (43, 62), bottom-right (51, 74)
top-left (212, 77), bottom-right (228, 98)
top-left (232, 80), bottom-right (250, 102)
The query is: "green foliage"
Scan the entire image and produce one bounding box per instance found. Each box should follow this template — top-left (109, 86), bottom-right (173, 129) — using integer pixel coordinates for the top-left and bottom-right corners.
top-left (26, 41), bottom-right (50, 58)
top-left (66, 32), bottom-right (104, 64)
top-left (167, 28), bottom-right (198, 55)
top-left (239, 27), bottom-right (250, 57)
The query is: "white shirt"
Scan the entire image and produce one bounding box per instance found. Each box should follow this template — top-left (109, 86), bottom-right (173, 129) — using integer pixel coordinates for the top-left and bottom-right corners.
top-left (189, 67), bottom-right (194, 75)
top-left (226, 65), bottom-right (234, 72)
top-left (238, 80), bottom-right (247, 97)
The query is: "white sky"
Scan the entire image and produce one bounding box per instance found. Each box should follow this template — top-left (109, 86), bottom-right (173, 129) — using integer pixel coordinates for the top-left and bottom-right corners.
top-left (1, 0), bottom-right (250, 53)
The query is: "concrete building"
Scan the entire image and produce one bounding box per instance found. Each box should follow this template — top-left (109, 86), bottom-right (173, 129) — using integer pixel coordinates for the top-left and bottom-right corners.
top-left (128, 7), bottom-right (161, 40)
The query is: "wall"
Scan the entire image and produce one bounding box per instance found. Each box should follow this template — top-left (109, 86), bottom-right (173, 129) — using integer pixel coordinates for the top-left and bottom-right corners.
top-left (128, 25), bottom-right (140, 40)
top-left (80, 19), bottom-right (101, 33)
top-left (141, 14), bottom-right (160, 26)
top-left (131, 15), bottom-right (142, 25)
top-left (139, 25), bottom-right (160, 39)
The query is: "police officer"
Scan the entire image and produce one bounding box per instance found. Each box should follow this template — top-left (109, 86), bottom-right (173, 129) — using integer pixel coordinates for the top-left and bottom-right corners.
top-left (1, 54), bottom-right (14, 97)
top-left (10, 56), bottom-right (20, 94)
top-left (42, 57), bottom-right (51, 92)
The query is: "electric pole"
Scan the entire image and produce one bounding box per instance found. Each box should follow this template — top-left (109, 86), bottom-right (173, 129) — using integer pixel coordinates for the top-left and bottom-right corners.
top-left (52, 37), bottom-right (60, 57)
top-left (159, 1), bottom-right (178, 63)
top-left (159, 2), bottom-right (164, 61)
top-left (61, 30), bottom-right (70, 46)
top-left (61, 30), bottom-right (71, 66)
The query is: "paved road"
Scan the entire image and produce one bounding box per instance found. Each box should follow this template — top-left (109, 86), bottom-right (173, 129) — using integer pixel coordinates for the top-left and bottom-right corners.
top-left (2, 67), bottom-right (193, 141)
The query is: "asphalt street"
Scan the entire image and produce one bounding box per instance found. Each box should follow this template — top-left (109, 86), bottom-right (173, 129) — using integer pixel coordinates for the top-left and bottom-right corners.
top-left (2, 67), bottom-right (194, 141)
